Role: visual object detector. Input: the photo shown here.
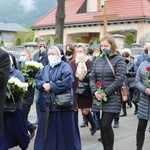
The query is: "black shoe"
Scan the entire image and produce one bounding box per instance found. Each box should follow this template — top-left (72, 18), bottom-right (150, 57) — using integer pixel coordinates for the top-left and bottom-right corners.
top-left (134, 111), bottom-right (137, 115)
top-left (113, 121), bottom-right (119, 128)
top-left (29, 126), bottom-right (37, 139)
top-left (80, 122), bottom-right (88, 127)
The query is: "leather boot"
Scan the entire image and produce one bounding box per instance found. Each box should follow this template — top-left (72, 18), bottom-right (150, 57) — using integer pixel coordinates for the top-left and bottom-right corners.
top-left (80, 116), bottom-right (88, 127)
top-left (84, 111), bottom-right (97, 135)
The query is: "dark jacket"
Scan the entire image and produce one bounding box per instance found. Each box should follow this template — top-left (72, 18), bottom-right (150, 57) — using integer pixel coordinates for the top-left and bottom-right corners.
top-left (135, 57), bottom-right (150, 120)
top-left (126, 58), bottom-right (136, 88)
top-left (35, 61), bottom-right (74, 111)
top-left (90, 54), bottom-right (126, 113)
top-left (0, 49), bottom-right (10, 135)
top-left (33, 50), bottom-right (48, 66)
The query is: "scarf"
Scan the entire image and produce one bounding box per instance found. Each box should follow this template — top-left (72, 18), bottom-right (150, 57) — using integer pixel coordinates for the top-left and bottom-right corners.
top-left (75, 55), bottom-right (88, 81)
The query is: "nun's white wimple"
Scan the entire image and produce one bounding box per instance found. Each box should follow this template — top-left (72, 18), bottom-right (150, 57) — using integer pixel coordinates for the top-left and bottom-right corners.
top-left (50, 46), bottom-right (61, 57)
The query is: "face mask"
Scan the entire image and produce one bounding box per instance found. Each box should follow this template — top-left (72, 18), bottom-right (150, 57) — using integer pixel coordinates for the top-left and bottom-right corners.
top-left (88, 55), bottom-right (93, 61)
top-left (125, 59), bottom-right (129, 64)
top-left (76, 54), bottom-right (84, 60)
top-left (144, 48), bottom-right (148, 54)
top-left (19, 56), bottom-right (26, 62)
top-left (66, 55), bottom-right (73, 61)
top-left (66, 50), bottom-right (73, 56)
top-left (102, 48), bottom-right (111, 56)
top-left (48, 55), bottom-right (61, 68)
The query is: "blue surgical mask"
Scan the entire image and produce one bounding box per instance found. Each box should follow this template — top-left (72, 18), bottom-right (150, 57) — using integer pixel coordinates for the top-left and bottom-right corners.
top-left (102, 48), bottom-right (111, 56)
top-left (48, 55), bottom-right (61, 68)
top-left (19, 56), bottom-right (27, 62)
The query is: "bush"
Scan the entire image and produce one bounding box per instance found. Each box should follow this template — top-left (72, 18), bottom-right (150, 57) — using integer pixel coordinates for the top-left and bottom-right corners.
top-left (54, 36), bottom-right (60, 44)
top-left (125, 33), bottom-right (134, 45)
top-left (89, 39), bottom-right (94, 45)
top-left (15, 38), bottom-right (21, 46)
top-left (76, 37), bottom-right (82, 43)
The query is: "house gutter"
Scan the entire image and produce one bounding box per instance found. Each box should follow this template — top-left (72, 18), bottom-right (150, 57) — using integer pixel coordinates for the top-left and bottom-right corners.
top-left (31, 17), bottom-right (150, 30)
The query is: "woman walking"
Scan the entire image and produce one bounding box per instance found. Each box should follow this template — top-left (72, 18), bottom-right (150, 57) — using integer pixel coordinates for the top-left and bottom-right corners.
top-left (135, 55), bottom-right (150, 150)
top-left (34, 46), bottom-right (81, 150)
top-left (89, 35), bottom-right (126, 150)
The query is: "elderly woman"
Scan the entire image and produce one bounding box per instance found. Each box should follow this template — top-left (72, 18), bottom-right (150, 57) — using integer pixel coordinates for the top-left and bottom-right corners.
top-left (89, 35), bottom-right (126, 150)
top-left (135, 53), bottom-right (150, 150)
top-left (69, 44), bottom-right (96, 135)
top-left (34, 46), bottom-right (81, 150)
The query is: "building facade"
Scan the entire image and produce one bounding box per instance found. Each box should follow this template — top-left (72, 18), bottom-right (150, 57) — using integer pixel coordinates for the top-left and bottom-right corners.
top-left (31, 0), bottom-right (150, 47)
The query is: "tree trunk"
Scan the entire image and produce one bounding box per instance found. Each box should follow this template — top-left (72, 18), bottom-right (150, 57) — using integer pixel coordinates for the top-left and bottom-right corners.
top-left (55, 0), bottom-right (65, 44)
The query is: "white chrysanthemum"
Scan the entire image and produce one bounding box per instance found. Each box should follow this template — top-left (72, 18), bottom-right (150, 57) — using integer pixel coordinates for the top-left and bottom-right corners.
top-left (8, 77), bottom-right (16, 84)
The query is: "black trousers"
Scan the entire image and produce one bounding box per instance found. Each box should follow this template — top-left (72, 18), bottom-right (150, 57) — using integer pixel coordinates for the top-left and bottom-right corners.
top-left (136, 119), bottom-right (148, 149)
top-left (100, 112), bottom-right (116, 150)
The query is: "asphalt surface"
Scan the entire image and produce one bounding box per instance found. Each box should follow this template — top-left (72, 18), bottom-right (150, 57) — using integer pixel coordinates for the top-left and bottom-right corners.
top-left (10, 104), bottom-right (150, 150)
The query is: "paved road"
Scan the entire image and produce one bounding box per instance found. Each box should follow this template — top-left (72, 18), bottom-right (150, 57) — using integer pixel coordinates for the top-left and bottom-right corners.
top-left (10, 104), bottom-right (150, 150)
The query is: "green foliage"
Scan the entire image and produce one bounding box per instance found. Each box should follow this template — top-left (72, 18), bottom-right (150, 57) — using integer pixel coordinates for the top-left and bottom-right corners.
top-left (35, 37), bottom-right (38, 42)
top-left (12, 26), bottom-right (35, 46)
top-left (95, 38), bottom-right (100, 43)
top-left (44, 35), bottom-right (50, 45)
top-left (89, 39), bottom-right (94, 45)
top-left (0, 40), bottom-right (4, 46)
top-left (89, 38), bottom-right (100, 45)
top-left (54, 36), bottom-right (60, 44)
top-left (76, 37), bottom-right (82, 43)
top-left (125, 33), bottom-right (134, 45)
top-left (16, 38), bottom-right (21, 46)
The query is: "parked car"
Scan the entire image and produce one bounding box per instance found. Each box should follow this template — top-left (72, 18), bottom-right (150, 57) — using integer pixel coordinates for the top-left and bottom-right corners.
top-left (130, 48), bottom-right (144, 62)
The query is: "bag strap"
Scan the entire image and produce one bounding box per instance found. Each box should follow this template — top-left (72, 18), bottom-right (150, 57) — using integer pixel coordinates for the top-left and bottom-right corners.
top-left (105, 56), bottom-right (126, 86)
top-left (105, 56), bottom-right (115, 77)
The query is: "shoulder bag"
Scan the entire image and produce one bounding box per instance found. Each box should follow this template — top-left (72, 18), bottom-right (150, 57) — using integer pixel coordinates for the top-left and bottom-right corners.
top-left (54, 93), bottom-right (73, 109)
top-left (105, 56), bottom-right (128, 102)
top-left (76, 80), bottom-right (91, 97)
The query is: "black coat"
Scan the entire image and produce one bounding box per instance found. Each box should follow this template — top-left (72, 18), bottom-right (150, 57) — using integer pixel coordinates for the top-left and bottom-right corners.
top-left (0, 49), bottom-right (10, 135)
top-left (90, 54), bottom-right (126, 113)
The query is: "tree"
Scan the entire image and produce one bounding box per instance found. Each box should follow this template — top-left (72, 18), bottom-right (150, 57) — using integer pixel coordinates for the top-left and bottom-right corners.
top-left (125, 33), bottom-right (134, 45)
top-left (16, 38), bottom-right (21, 46)
top-left (12, 25), bottom-right (34, 46)
top-left (55, 0), bottom-right (66, 44)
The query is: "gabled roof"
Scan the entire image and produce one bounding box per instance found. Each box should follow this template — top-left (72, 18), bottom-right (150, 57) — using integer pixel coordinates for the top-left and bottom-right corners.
top-left (0, 22), bottom-right (28, 32)
top-left (32, 0), bottom-right (150, 29)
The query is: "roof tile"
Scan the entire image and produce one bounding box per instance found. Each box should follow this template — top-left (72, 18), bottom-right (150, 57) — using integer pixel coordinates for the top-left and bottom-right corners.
top-left (33, 0), bottom-right (150, 27)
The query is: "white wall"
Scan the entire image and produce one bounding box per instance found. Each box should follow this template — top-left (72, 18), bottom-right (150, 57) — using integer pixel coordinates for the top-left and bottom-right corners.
top-left (86, 0), bottom-right (97, 12)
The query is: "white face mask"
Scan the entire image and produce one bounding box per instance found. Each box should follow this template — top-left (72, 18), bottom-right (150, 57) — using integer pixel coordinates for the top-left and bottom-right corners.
top-left (76, 53), bottom-right (84, 60)
top-left (48, 55), bottom-right (61, 68)
top-left (88, 55), bottom-right (93, 61)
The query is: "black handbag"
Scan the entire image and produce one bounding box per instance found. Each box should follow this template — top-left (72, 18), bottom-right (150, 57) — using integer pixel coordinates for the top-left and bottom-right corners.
top-left (4, 101), bottom-right (18, 113)
top-left (76, 80), bottom-right (91, 97)
top-left (54, 93), bottom-right (73, 109)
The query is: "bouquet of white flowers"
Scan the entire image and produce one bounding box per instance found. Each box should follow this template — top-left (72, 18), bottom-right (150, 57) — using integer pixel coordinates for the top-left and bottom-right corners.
top-left (21, 61), bottom-right (43, 87)
top-left (6, 77), bottom-right (29, 103)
